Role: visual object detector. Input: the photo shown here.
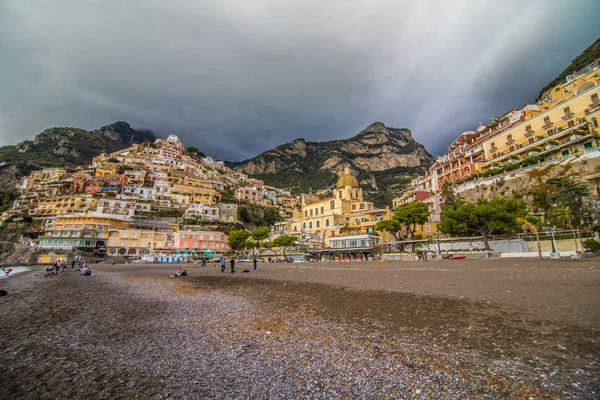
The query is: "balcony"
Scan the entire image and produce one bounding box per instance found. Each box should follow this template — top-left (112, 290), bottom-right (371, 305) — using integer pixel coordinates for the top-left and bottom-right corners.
top-left (562, 113), bottom-right (575, 121)
top-left (542, 121), bottom-right (553, 129)
top-left (505, 138), bottom-right (515, 145)
top-left (524, 130), bottom-right (534, 137)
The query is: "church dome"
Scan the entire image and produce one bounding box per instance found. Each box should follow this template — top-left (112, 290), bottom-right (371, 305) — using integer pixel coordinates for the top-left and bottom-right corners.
top-left (336, 166), bottom-right (359, 188)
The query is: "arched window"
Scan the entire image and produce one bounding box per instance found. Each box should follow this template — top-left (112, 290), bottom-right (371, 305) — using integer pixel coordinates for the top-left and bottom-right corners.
top-left (326, 219), bottom-right (329, 227)
top-left (316, 221), bottom-right (320, 228)
top-left (303, 223), bottom-right (306, 229)
top-left (309, 222), bottom-right (313, 229)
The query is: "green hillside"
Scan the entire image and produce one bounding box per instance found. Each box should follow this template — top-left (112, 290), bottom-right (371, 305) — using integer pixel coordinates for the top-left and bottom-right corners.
top-left (538, 38), bottom-right (600, 99)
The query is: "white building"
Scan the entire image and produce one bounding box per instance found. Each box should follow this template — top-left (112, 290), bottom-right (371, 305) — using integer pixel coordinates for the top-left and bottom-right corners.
top-left (184, 203), bottom-right (220, 221)
top-left (117, 186), bottom-right (154, 201)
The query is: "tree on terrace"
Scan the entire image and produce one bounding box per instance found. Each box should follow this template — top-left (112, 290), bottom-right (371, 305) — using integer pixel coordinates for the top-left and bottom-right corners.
top-left (554, 206), bottom-right (581, 253)
top-left (394, 201), bottom-right (430, 240)
top-left (439, 197), bottom-right (528, 250)
top-left (250, 226), bottom-right (271, 256)
top-left (375, 219), bottom-right (404, 241)
top-left (228, 229), bottom-right (250, 257)
top-left (271, 234), bottom-right (298, 260)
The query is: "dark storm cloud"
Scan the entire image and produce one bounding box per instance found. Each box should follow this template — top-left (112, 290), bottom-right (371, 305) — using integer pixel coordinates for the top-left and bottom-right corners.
top-left (1, 1), bottom-right (599, 160)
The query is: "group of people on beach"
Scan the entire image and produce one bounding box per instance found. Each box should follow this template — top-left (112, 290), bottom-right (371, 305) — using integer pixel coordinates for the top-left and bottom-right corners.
top-left (167, 257), bottom-right (259, 277)
top-left (219, 257), bottom-right (258, 273)
top-left (44, 259), bottom-right (91, 277)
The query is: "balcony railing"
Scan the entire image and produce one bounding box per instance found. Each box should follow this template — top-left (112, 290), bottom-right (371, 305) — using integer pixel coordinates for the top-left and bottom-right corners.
top-left (561, 113), bottom-right (574, 120)
top-left (524, 131), bottom-right (534, 137)
top-left (542, 121), bottom-right (553, 129)
top-left (506, 139), bottom-right (514, 145)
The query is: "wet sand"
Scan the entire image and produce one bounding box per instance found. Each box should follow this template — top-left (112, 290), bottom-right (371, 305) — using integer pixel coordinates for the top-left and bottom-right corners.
top-left (1, 258), bottom-right (598, 398)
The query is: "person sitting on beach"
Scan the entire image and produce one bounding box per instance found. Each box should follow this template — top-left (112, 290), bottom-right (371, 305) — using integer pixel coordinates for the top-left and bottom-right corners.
top-left (170, 268), bottom-right (185, 278)
top-left (3, 267), bottom-right (13, 277)
top-left (80, 265), bottom-right (91, 276)
top-left (180, 269), bottom-right (187, 276)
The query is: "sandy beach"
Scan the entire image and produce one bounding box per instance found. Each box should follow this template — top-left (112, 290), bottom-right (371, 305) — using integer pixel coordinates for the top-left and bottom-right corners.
top-left (1, 258), bottom-right (598, 399)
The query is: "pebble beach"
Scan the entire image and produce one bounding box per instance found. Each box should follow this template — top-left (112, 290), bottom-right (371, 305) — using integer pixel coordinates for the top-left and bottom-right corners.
top-left (1, 258), bottom-right (598, 399)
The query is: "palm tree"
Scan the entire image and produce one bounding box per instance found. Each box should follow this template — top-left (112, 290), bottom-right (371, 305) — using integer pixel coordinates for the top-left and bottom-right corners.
top-left (516, 217), bottom-right (542, 259)
top-left (554, 206), bottom-right (580, 254)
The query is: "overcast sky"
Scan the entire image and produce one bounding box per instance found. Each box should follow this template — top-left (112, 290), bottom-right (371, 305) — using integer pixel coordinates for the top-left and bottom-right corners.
top-left (1, 1), bottom-right (599, 161)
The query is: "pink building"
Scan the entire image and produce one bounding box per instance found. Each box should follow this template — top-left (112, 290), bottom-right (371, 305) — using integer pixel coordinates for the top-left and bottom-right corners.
top-left (173, 230), bottom-right (230, 253)
top-left (85, 185), bottom-right (102, 194)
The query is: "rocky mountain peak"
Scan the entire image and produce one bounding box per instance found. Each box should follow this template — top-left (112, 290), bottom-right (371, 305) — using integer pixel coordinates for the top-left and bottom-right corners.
top-left (94, 121), bottom-right (155, 144)
top-left (362, 121), bottom-right (388, 133)
top-left (231, 122), bottom-right (434, 205)
top-left (2, 121), bottom-right (156, 171)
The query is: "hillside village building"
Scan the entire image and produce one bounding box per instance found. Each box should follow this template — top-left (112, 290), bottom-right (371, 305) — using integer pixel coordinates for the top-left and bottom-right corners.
top-left (289, 166), bottom-right (392, 248)
top-left (235, 186), bottom-right (264, 204)
top-left (394, 58), bottom-right (600, 234)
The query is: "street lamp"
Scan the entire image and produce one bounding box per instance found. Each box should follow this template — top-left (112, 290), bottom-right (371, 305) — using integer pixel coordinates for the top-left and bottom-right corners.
top-left (433, 233), bottom-right (442, 255)
top-left (543, 225), bottom-right (559, 258)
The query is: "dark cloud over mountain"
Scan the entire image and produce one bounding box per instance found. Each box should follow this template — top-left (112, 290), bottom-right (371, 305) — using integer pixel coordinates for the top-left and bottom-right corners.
top-left (1, 1), bottom-right (598, 160)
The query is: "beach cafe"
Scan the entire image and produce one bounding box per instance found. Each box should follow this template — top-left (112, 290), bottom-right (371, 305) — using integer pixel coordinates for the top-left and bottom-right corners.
top-left (153, 250), bottom-right (219, 263)
top-left (315, 234), bottom-right (380, 262)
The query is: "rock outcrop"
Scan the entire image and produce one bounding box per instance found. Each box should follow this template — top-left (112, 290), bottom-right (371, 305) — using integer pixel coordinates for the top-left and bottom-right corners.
top-left (231, 122), bottom-right (434, 199)
top-left (0, 121), bottom-right (155, 203)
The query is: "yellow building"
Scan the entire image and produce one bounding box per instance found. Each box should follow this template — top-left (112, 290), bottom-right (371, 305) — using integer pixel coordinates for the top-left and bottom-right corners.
top-left (37, 215), bottom-right (177, 256)
top-left (94, 163), bottom-right (119, 177)
top-left (171, 184), bottom-right (220, 204)
top-left (37, 215), bottom-right (129, 250)
top-left (31, 195), bottom-right (98, 216)
top-left (106, 225), bottom-right (174, 256)
top-left (477, 60), bottom-right (600, 173)
top-left (20, 168), bottom-right (68, 193)
top-left (290, 166), bottom-right (392, 245)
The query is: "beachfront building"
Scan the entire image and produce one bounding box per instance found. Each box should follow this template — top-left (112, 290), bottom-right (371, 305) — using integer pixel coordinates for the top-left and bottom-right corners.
top-left (315, 234), bottom-right (380, 261)
top-left (173, 230), bottom-right (230, 254)
top-left (106, 222), bottom-right (176, 256)
top-left (37, 215), bottom-right (129, 250)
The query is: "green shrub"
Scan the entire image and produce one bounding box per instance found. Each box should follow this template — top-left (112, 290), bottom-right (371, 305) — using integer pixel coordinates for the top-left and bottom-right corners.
top-left (583, 239), bottom-right (600, 252)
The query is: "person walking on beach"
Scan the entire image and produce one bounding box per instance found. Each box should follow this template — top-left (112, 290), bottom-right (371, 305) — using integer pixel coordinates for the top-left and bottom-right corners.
top-left (253, 257), bottom-right (257, 271)
top-left (220, 257), bottom-right (226, 273)
top-left (230, 257), bottom-right (235, 273)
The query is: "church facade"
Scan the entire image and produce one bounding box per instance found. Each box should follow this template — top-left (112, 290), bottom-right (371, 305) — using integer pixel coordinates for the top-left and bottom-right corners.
top-left (290, 166), bottom-right (392, 247)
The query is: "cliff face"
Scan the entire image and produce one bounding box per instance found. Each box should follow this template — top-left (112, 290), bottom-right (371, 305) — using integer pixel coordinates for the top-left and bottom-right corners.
top-left (235, 121), bottom-right (432, 178)
top-left (230, 122), bottom-right (434, 206)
